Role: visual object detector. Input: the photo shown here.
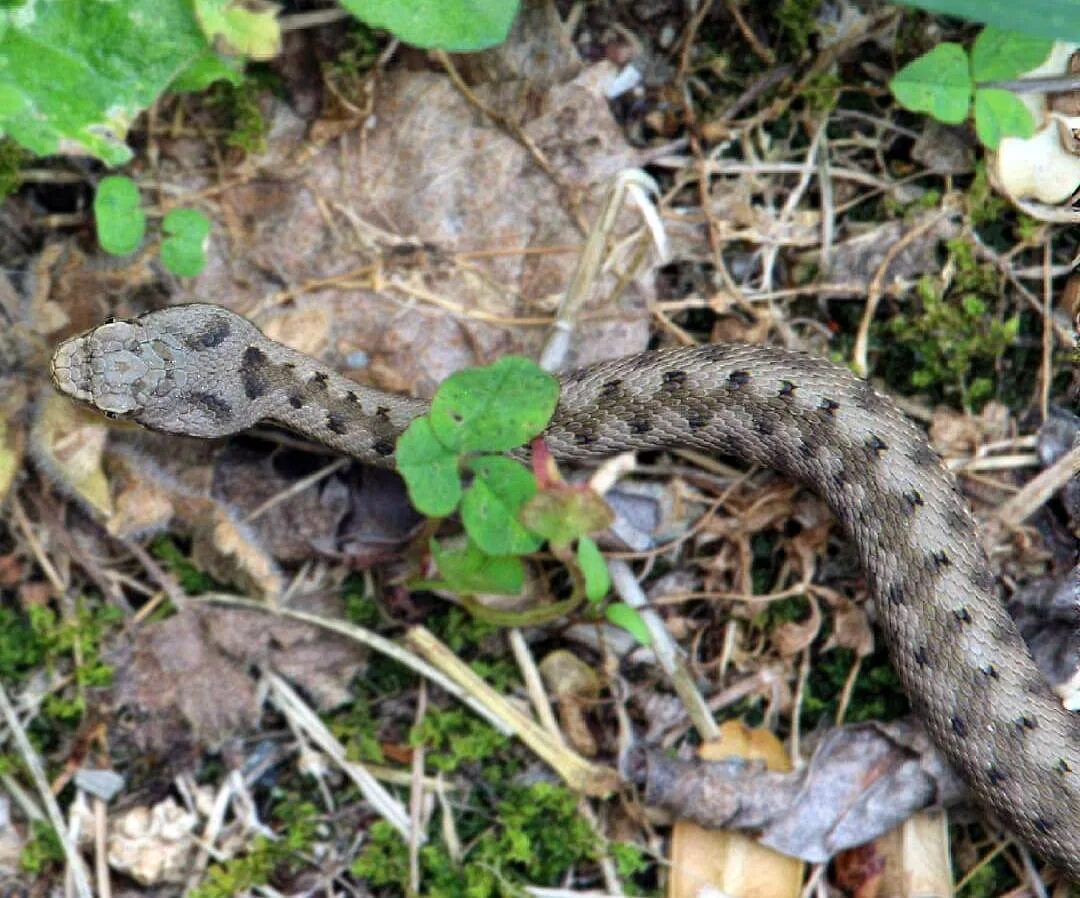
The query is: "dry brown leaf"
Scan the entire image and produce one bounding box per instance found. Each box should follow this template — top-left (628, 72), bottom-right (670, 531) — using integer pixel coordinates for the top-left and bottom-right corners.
top-left (669, 720), bottom-right (803, 898)
top-left (642, 719), bottom-right (965, 865)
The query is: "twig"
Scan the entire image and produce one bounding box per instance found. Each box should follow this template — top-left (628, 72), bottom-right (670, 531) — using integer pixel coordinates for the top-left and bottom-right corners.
top-left (0, 681), bottom-right (93, 898)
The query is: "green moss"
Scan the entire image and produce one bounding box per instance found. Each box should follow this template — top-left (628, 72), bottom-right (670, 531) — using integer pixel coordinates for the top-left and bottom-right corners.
top-left (30, 600), bottom-right (120, 721)
top-left (885, 239), bottom-right (1019, 410)
top-left (149, 535), bottom-right (219, 594)
top-left (802, 646), bottom-right (907, 727)
top-left (351, 782), bottom-right (599, 897)
top-left (20, 821), bottom-right (64, 875)
top-left (0, 606), bottom-right (45, 680)
top-left (777, 0), bottom-right (822, 55)
top-left (190, 800), bottom-right (319, 898)
top-left (0, 138), bottom-right (28, 200)
top-left (410, 707), bottom-right (510, 775)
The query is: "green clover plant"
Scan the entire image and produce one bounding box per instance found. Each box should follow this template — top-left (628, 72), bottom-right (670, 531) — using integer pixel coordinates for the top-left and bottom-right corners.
top-left (396, 355), bottom-right (650, 645)
top-left (890, 27), bottom-right (1054, 149)
top-left (94, 175), bottom-right (211, 277)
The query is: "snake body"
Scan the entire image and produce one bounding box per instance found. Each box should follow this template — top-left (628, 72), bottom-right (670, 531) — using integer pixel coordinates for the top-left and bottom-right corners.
top-left (51, 303), bottom-right (1080, 878)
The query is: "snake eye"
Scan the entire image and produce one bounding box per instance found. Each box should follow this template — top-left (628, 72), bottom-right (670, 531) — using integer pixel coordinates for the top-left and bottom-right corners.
top-left (104, 316), bottom-right (118, 324)
top-left (103, 410), bottom-right (126, 420)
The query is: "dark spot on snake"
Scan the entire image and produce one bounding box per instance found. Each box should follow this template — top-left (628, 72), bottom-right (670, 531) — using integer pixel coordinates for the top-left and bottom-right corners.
top-left (311, 372), bottom-right (329, 389)
top-left (902, 489), bottom-right (924, 511)
top-left (630, 417), bottom-right (653, 435)
top-left (662, 369), bottom-right (687, 388)
top-left (754, 417), bottom-right (776, 437)
top-left (600, 379), bottom-right (622, 398)
top-left (980, 664), bottom-right (999, 679)
top-left (798, 438), bottom-right (816, 459)
top-left (346, 391), bottom-right (360, 403)
top-left (282, 361), bottom-right (297, 370)
top-left (945, 509), bottom-right (969, 533)
top-left (885, 583), bottom-right (905, 605)
top-left (951, 716), bottom-right (967, 738)
top-left (686, 412), bottom-right (709, 430)
top-left (326, 413), bottom-right (348, 435)
top-left (1016, 715), bottom-right (1038, 731)
top-left (574, 431), bottom-right (595, 446)
top-left (190, 392), bottom-right (231, 421)
top-left (728, 370), bottom-right (750, 388)
top-left (818, 397), bottom-right (840, 416)
top-left (930, 549), bottom-right (951, 569)
top-left (376, 406), bottom-right (391, 419)
top-left (909, 443), bottom-right (939, 467)
top-left (778, 380), bottom-right (797, 399)
top-left (190, 317), bottom-right (230, 349)
top-left (851, 379), bottom-right (887, 414)
top-left (953, 607), bottom-right (972, 625)
top-left (1057, 758), bottom-right (1072, 774)
top-left (970, 567), bottom-right (995, 592)
top-left (288, 394), bottom-right (304, 409)
top-left (987, 766), bottom-right (1008, 785)
top-left (374, 440), bottom-right (395, 457)
top-left (1034, 817), bottom-right (1055, 835)
top-left (912, 645), bottom-right (931, 666)
top-left (865, 435), bottom-right (888, 456)
top-left (240, 346), bottom-right (269, 399)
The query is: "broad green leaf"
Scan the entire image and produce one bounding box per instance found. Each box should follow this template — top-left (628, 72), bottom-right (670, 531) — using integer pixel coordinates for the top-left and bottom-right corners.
top-left (519, 486), bottom-right (614, 550)
top-left (396, 417), bottom-right (461, 517)
top-left (160, 208), bottom-right (211, 277)
top-left (193, 0), bottom-right (281, 60)
top-left (893, 1), bottom-right (1080, 44)
top-left (169, 52), bottom-right (245, 92)
top-left (94, 176), bottom-right (146, 256)
top-left (430, 356), bottom-right (559, 454)
top-left (605, 603), bottom-right (651, 647)
top-left (431, 539), bottom-right (525, 595)
top-left (461, 456), bottom-right (542, 556)
top-left (970, 27), bottom-right (1053, 81)
top-left (0, 0), bottom-right (209, 164)
top-left (974, 88), bottom-right (1036, 149)
top-left (890, 43), bottom-right (972, 125)
top-left (340, 0), bottom-right (520, 51)
top-left (577, 537), bottom-right (610, 603)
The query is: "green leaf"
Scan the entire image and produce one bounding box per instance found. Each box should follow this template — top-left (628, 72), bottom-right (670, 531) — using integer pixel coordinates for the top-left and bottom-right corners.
top-left (0, 0), bottom-right (209, 165)
top-left (94, 176), bottom-right (146, 256)
top-left (431, 539), bottom-right (525, 595)
top-left (340, 0), bottom-right (520, 51)
top-left (169, 52), bottom-right (245, 92)
top-left (160, 208), bottom-right (211, 277)
top-left (890, 43), bottom-right (972, 125)
top-left (430, 356), bottom-right (559, 454)
top-left (461, 456), bottom-right (542, 556)
top-left (519, 486), bottom-right (614, 550)
top-left (973, 88), bottom-right (1036, 149)
top-left (604, 603), bottom-right (651, 646)
top-left (577, 537), bottom-right (610, 603)
top-left (970, 27), bottom-right (1054, 81)
top-left (193, 0), bottom-right (281, 60)
top-left (892, 1), bottom-right (1080, 44)
top-left (396, 417), bottom-right (462, 516)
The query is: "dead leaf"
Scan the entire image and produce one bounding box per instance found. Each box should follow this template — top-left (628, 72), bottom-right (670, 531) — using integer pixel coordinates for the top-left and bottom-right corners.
top-left (639, 719), bottom-right (965, 864)
top-left (669, 721), bottom-right (803, 898)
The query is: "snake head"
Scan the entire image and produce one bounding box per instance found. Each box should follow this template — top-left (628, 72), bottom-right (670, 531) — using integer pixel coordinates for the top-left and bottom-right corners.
top-left (50, 304), bottom-right (261, 439)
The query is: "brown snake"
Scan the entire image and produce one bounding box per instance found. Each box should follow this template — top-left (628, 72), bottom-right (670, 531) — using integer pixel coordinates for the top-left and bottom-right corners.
top-left (51, 303), bottom-right (1080, 878)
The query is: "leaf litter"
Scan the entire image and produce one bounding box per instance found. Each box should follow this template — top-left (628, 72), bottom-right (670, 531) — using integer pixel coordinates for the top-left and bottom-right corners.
top-left (0, 2), bottom-right (1077, 896)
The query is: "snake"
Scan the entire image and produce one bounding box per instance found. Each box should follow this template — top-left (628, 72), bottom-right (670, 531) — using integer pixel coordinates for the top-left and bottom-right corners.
top-left (50, 302), bottom-right (1080, 879)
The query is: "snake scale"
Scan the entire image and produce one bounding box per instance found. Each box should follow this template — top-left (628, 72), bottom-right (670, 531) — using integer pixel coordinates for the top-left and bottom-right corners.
top-left (51, 303), bottom-right (1080, 879)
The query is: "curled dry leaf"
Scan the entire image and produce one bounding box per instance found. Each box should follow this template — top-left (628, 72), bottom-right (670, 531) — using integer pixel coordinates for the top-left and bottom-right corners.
top-left (539, 649), bottom-right (602, 757)
top-left (639, 719), bottom-right (965, 864)
top-left (668, 721), bottom-right (803, 898)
